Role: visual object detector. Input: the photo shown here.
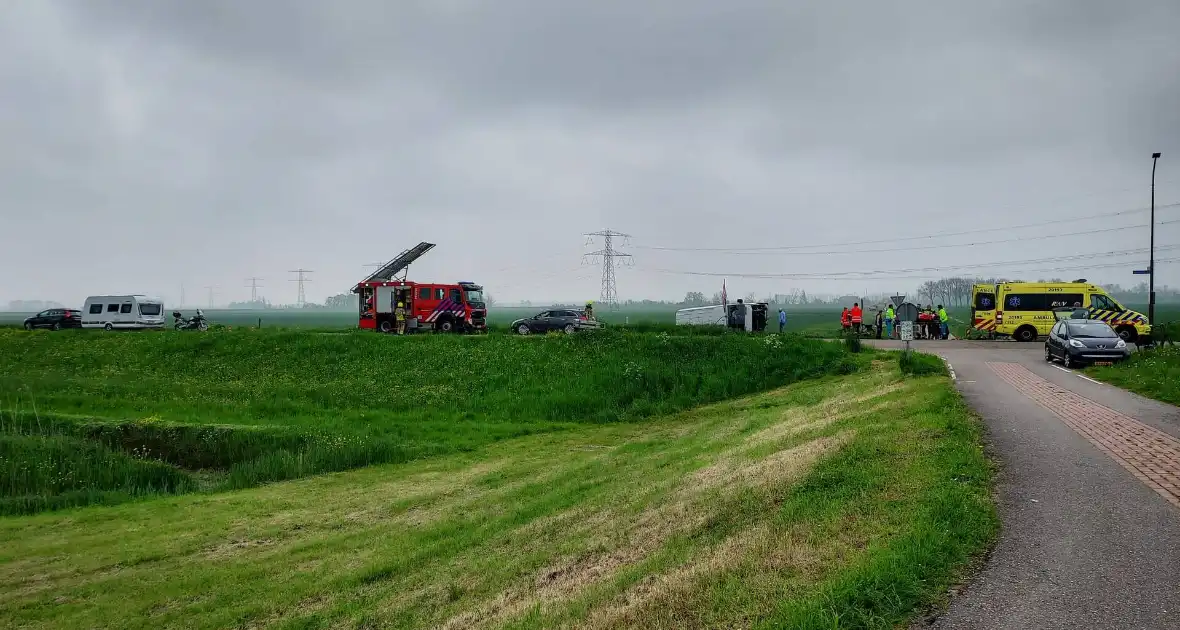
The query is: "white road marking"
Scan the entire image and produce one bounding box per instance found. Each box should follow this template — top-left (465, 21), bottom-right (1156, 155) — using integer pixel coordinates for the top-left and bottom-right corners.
top-left (1050, 364), bottom-right (1105, 386)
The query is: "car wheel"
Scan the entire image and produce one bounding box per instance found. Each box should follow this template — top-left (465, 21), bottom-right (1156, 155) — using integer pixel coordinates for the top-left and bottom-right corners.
top-left (24, 322), bottom-right (34, 330)
top-left (564, 324), bottom-right (575, 334)
top-left (1015, 326), bottom-right (1037, 342)
top-left (1045, 346), bottom-right (1053, 362)
top-left (104, 323), bottom-right (114, 331)
top-left (52, 322), bottom-right (61, 331)
top-left (1115, 326), bottom-right (1137, 344)
top-left (1063, 353), bottom-right (1074, 369)
top-left (517, 324), bottom-right (530, 335)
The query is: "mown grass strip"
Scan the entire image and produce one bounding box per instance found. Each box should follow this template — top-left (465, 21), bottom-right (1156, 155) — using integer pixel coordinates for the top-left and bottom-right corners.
top-left (0, 361), bottom-right (995, 629)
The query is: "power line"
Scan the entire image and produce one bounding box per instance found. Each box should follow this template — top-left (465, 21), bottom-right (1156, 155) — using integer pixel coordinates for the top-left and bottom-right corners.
top-left (631, 202), bottom-right (1180, 253)
top-left (638, 244), bottom-right (1180, 280)
top-left (640, 219), bottom-right (1180, 257)
top-left (584, 230), bottom-right (633, 309)
top-left (288, 269), bottom-right (313, 308)
top-left (640, 257), bottom-right (1180, 282)
top-left (244, 277), bottom-right (264, 302)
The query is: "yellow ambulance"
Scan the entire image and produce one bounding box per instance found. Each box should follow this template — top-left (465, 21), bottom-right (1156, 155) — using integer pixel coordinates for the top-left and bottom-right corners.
top-left (970, 281), bottom-right (1151, 343)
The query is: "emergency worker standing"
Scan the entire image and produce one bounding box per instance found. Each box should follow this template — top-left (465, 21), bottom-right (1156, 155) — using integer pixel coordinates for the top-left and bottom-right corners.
top-left (938, 305), bottom-right (949, 340)
top-left (850, 303), bottom-right (863, 335)
top-left (885, 304), bottom-right (895, 339)
top-left (395, 300), bottom-right (407, 335)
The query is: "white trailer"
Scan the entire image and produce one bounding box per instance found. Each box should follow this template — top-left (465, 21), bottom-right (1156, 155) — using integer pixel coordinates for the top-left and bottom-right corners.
top-left (81, 295), bottom-right (166, 330)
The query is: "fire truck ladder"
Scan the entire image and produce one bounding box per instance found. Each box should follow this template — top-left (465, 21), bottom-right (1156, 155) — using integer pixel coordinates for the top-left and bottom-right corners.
top-left (353, 242), bottom-right (436, 292)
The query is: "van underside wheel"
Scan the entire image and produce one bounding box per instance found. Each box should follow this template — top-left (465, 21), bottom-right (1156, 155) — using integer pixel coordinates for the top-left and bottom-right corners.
top-left (1115, 326), bottom-right (1137, 344)
top-left (1015, 326), bottom-right (1037, 342)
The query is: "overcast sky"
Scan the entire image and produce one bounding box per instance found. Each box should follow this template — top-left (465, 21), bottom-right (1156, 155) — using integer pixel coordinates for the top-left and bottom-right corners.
top-left (2, 0), bottom-right (1179, 307)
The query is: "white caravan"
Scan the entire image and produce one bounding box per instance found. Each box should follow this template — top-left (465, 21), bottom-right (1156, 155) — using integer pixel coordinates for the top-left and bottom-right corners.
top-left (81, 295), bottom-right (166, 330)
top-left (675, 303), bottom-right (768, 332)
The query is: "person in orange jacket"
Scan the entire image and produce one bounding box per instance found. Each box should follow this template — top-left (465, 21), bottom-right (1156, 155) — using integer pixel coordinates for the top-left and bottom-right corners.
top-left (841, 307), bottom-right (851, 331)
top-left (850, 302), bottom-right (863, 333)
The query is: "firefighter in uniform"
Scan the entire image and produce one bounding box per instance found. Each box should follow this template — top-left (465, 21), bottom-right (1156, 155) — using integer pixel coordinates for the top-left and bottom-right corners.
top-left (394, 300), bottom-right (407, 335)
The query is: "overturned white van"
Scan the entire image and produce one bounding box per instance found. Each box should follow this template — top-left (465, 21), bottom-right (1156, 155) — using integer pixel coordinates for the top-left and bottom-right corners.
top-left (81, 295), bottom-right (166, 330)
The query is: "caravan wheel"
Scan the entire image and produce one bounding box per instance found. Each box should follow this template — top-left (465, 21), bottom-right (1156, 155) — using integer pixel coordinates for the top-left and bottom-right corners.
top-left (104, 323), bottom-right (114, 331)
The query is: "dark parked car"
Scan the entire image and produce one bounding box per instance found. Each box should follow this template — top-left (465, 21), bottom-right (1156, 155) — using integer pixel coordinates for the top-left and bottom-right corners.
top-left (511, 309), bottom-right (598, 335)
top-left (23, 308), bottom-right (82, 330)
top-left (1045, 319), bottom-right (1129, 368)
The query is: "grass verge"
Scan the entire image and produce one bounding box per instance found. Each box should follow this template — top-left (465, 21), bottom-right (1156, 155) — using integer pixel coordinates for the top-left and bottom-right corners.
top-left (1089, 345), bottom-right (1180, 406)
top-left (0, 360), bottom-right (995, 629)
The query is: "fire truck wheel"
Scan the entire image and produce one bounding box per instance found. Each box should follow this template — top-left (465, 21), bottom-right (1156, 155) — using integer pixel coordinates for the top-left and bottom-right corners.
top-left (437, 319), bottom-right (455, 333)
top-left (378, 320), bottom-right (393, 333)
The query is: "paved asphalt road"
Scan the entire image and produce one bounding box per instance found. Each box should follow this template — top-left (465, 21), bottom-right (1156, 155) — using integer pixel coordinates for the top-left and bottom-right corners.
top-left (863, 340), bottom-right (1180, 629)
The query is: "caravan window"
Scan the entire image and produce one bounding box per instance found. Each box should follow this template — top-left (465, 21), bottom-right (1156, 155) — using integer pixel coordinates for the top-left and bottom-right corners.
top-left (139, 303), bottom-right (161, 316)
top-left (119, 303), bottom-right (132, 314)
top-left (106, 304), bottom-right (119, 313)
top-left (89, 304), bottom-right (103, 314)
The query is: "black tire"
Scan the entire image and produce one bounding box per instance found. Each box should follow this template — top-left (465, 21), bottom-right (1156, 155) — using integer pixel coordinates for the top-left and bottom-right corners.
top-left (437, 319), bottom-right (455, 333)
top-left (564, 324), bottom-right (576, 334)
top-left (517, 324), bottom-right (530, 336)
top-left (1015, 326), bottom-right (1037, 342)
top-left (104, 323), bottom-right (113, 331)
top-left (52, 322), bottom-right (61, 331)
top-left (1045, 346), bottom-right (1054, 362)
top-left (1115, 326), bottom-right (1137, 344)
top-left (379, 319), bottom-right (393, 333)
top-left (24, 322), bottom-right (33, 331)
top-left (1063, 352), bottom-right (1075, 369)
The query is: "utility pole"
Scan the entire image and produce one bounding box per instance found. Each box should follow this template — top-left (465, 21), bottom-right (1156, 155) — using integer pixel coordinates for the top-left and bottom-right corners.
top-left (1150, 152), bottom-right (1161, 326)
top-left (244, 277), bottom-right (264, 303)
top-left (289, 269), bottom-right (313, 308)
top-left (180, 284), bottom-right (186, 309)
top-left (204, 286), bottom-right (215, 309)
top-left (583, 230), bottom-right (633, 309)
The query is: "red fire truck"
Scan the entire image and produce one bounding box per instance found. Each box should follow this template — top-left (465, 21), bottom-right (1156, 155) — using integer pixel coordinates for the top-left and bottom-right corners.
top-left (352, 242), bottom-right (487, 333)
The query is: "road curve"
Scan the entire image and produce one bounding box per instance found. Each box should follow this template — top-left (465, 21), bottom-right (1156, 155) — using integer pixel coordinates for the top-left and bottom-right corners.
top-left (865, 340), bottom-right (1180, 630)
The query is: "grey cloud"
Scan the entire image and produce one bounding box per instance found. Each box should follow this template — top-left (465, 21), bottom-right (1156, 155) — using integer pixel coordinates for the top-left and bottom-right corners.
top-left (2, 0), bottom-right (1179, 307)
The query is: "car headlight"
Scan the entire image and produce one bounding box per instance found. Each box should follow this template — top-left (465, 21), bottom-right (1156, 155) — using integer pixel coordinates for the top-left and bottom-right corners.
top-left (1068, 339), bottom-right (1085, 348)
top-left (1116, 339), bottom-right (1127, 349)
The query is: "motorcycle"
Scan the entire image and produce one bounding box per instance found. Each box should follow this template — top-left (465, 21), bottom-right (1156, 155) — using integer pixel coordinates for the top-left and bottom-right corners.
top-left (173, 310), bottom-right (210, 331)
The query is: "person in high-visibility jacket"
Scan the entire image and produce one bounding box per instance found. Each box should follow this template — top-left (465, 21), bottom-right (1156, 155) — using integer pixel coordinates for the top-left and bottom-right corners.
top-left (937, 305), bottom-right (949, 340)
top-left (841, 307), bottom-right (851, 331)
top-left (885, 304), bottom-right (895, 339)
top-left (394, 301), bottom-right (407, 335)
top-left (850, 303), bottom-right (863, 334)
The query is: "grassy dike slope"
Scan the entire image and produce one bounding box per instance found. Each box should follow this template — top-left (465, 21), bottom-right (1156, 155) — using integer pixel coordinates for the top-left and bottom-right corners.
top-left (0, 361), bottom-right (996, 629)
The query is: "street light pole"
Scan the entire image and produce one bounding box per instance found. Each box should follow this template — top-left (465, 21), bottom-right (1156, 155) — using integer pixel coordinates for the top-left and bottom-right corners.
top-left (1150, 152), bottom-right (1161, 325)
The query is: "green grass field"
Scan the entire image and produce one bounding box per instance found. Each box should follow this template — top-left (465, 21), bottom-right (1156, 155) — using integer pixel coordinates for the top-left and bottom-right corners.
top-left (0, 328), bottom-right (856, 514)
top-left (0, 358), bottom-right (996, 629)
